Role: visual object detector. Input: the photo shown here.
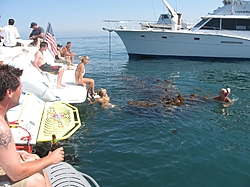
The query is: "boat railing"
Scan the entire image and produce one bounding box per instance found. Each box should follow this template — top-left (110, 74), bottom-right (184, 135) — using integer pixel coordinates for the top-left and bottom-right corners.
top-left (193, 26), bottom-right (246, 38)
top-left (46, 162), bottom-right (100, 187)
top-left (103, 20), bottom-right (155, 31)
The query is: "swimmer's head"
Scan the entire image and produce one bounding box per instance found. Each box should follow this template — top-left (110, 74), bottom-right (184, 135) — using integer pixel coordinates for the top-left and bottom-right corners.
top-left (220, 88), bottom-right (230, 97)
top-left (97, 88), bottom-right (107, 97)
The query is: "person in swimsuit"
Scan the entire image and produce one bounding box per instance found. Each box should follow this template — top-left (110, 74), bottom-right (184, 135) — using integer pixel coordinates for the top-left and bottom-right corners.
top-left (89, 88), bottom-right (115, 108)
top-left (61, 42), bottom-right (76, 66)
top-left (54, 44), bottom-right (73, 70)
top-left (213, 88), bottom-right (232, 103)
top-left (75, 56), bottom-right (96, 97)
top-left (33, 41), bottom-right (66, 89)
top-left (0, 64), bottom-right (64, 187)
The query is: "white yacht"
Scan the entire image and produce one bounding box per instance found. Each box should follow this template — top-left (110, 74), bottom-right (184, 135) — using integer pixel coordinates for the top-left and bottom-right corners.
top-left (103, 0), bottom-right (250, 60)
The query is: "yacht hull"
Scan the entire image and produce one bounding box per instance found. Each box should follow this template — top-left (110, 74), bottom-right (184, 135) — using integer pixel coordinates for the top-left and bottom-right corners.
top-left (115, 30), bottom-right (250, 60)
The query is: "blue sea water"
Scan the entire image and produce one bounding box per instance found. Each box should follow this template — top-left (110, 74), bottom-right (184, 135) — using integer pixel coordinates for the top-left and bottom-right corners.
top-left (56, 35), bottom-right (250, 187)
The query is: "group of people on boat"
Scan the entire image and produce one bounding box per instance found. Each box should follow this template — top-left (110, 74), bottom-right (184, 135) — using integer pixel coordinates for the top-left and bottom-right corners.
top-left (0, 19), bottom-right (44, 47)
top-left (31, 39), bottom-right (112, 107)
top-left (0, 17), bottom-right (111, 106)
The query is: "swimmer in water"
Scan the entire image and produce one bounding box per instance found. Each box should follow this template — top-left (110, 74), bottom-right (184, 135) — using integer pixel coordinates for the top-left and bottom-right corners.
top-left (213, 88), bottom-right (232, 103)
top-left (88, 88), bottom-right (115, 108)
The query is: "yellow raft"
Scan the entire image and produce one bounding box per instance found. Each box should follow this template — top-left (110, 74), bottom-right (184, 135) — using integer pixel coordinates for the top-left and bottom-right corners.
top-left (7, 92), bottom-right (81, 152)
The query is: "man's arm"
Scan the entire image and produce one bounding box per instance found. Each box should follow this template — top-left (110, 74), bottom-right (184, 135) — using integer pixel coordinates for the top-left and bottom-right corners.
top-left (0, 125), bottom-right (64, 182)
top-left (33, 51), bottom-right (43, 73)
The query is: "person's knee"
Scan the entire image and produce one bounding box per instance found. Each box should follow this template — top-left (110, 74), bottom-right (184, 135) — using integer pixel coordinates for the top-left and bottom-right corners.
top-left (26, 173), bottom-right (46, 187)
top-left (59, 68), bottom-right (64, 73)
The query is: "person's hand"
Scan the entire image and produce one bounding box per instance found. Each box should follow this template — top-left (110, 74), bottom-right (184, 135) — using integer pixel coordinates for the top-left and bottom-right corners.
top-left (18, 150), bottom-right (30, 161)
top-left (48, 147), bottom-right (64, 164)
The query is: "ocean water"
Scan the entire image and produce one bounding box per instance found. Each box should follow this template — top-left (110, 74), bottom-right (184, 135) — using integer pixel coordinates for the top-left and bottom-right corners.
top-left (56, 35), bottom-right (250, 187)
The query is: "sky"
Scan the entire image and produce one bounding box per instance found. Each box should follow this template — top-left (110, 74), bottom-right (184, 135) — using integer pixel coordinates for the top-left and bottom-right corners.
top-left (0, 0), bottom-right (222, 38)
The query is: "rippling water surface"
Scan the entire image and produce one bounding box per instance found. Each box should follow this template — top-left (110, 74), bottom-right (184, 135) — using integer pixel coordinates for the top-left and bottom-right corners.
top-left (55, 36), bottom-right (250, 187)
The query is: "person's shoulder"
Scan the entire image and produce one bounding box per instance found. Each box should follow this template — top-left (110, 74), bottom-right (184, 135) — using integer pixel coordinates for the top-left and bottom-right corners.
top-left (38, 26), bottom-right (44, 31)
top-left (35, 50), bottom-right (42, 56)
top-left (0, 121), bottom-right (11, 134)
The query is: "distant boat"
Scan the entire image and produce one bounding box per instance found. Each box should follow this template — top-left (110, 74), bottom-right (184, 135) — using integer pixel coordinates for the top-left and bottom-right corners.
top-left (103, 0), bottom-right (250, 60)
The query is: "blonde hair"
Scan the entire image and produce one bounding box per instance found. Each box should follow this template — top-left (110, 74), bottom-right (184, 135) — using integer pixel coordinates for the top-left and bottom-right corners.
top-left (221, 88), bottom-right (230, 97)
top-left (79, 56), bottom-right (89, 63)
top-left (97, 88), bottom-right (107, 97)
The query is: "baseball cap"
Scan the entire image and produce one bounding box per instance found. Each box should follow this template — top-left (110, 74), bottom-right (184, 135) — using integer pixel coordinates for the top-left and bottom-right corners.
top-left (30, 22), bottom-right (37, 28)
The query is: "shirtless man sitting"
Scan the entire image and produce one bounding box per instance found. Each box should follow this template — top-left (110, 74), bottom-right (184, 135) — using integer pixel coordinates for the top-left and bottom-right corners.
top-left (33, 41), bottom-right (66, 89)
top-left (61, 41), bottom-right (76, 66)
top-left (0, 64), bottom-right (64, 187)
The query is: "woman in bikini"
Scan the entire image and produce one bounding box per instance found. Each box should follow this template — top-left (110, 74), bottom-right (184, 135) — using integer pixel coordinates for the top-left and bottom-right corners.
top-left (75, 56), bottom-right (96, 97)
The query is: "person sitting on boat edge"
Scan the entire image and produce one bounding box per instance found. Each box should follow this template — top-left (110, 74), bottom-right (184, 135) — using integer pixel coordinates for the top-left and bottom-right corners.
top-left (88, 88), bottom-right (115, 108)
top-left (29, 22), bottom-right (45, 47)
top-left (0, 64), bottom-right (64, 187)
top-left (61, 41), bottom-right (76, 66)
top-left (33, 41), bottom-right (66, 89)
top-left (0, 18), bottom-right (24, 47)
top-left (213, 88), bottom-right (232, 103)
top-left (75, 56), bottom-right (96, 97)
top-left (54, 44), bottom-right (74, 70)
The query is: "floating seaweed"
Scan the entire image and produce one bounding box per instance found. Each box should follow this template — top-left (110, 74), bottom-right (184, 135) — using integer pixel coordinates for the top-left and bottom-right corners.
top-left (123, 75), bottom-right (207, 108)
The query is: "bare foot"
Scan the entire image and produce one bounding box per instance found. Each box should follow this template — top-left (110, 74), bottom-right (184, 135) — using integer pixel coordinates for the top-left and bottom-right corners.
top-left (60, 84), bottom-right (67, 87)
top-left (67, 66), bottom-right (74, 70)
top-left (56, 85), bottom-right (66, 89)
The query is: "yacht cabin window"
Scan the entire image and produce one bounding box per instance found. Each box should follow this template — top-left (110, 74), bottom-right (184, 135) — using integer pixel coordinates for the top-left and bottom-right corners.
top-left (222, 19), bottom-right (250, 30)
top-left (201, 18), bottom-right (220, 30)
top-left (199, 18), bottom-right (250, 31)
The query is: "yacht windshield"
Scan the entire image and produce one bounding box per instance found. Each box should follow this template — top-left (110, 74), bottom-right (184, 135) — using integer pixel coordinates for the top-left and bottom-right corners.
top-left (201, 18), bottom-right (220, 30)
top-left (193, 19), bottom-right (207, 29)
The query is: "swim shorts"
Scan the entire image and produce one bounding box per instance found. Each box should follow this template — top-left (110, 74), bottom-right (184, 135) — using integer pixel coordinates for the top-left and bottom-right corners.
top-left (40, 63), bottom-right (61, 75)
top-left (28, 39), bottom-right (44, 47)
top-left (54, 59), bottom-right (71, 66)
top-left (0, 167), bottom-right (27, 187)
